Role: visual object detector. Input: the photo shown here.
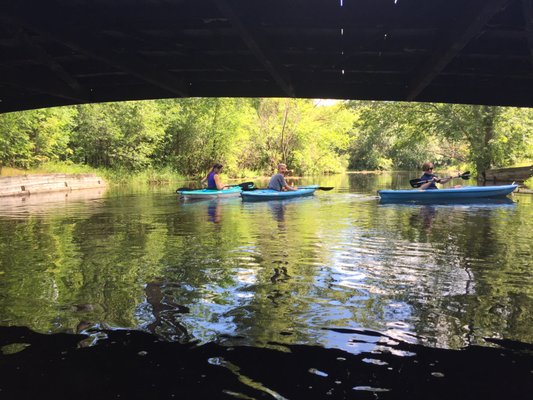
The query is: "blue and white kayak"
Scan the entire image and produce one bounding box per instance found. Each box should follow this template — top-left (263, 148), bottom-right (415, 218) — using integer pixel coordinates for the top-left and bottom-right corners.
top-left (241, 185), bottom-right (318, 201)
top-left (377, 184), bottom-right (518, 201)
top-left (177, 187), bottom-right (242, 200)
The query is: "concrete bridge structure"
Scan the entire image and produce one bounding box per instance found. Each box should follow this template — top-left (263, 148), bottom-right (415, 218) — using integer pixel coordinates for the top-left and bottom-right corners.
top-left (0, 0), bottom-right (532, 113)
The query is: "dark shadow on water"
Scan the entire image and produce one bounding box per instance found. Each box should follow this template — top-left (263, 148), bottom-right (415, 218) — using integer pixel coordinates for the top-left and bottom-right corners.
top-left (0, 326), bottom-right (531, 399)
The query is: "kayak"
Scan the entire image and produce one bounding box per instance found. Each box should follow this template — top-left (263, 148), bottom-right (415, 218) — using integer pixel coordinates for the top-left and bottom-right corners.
top-left (377, 184), bottom-right (518, 201)
top-left (241, 185), bottom-right (318, 201)
top-left (177, 187), bottom-right (242, 200)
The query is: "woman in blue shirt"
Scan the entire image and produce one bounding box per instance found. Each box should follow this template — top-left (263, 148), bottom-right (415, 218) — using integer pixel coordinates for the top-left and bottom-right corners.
top-left (201, 163), bottom-right (229, 190)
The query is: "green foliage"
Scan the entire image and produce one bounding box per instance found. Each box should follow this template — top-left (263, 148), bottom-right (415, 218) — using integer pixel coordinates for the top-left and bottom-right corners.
top-left (0, 111), bottom-right (34, 169)
top-left (155, 98), bottom-right (257, 177)
top-left (27, 160), bottom-right (96, 174)
top-left (103, 166), bottom-right (185, 185)
top-left (0, 107), bottom-right (75, 169)
top-left (346, 101), bottom-right (533, 174)
top-left (1, 99), bottom-right (531, 179)
top-left (347, 101), bottom-right (424, 170)
top-left (70, 101), bottom-right (164, 170)
top-left (250, 99), bottom-right (354, 174)
top-left (494, 107), bottom-right (533, 166)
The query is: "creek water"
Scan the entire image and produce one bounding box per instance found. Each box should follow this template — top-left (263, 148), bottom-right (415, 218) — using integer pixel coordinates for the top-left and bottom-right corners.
top-left (0, 172), bottom-right (531, 353)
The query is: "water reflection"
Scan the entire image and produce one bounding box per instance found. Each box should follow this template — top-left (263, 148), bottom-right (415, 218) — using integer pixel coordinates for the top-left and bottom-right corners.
top-left (412, 205), bottom-right (437, 233)
top-left (0, 174), bottom-right (531, 354)
top-left (207, 200), bottom-right (221, 223)
top-left (268, 201), bottom-right (286, 222)
top-left (144, 280), bottom-right (190, 341)
top-left (0, 187), bottom-right (107, 218)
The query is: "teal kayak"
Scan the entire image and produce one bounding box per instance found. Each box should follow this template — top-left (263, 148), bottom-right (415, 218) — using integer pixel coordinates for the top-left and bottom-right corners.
top-left (378, 184), bottom-right (518, 201)
top-left (177, 187), bottom-right (242, 200)
top-left (241, 185), bottom-right (318, 201)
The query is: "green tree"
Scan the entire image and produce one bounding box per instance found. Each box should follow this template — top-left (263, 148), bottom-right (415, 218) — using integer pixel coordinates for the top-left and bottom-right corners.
top-left (346, 101), bottom-right (424, 170)
top-left (0, 107), bottom-right (75, 170)
top-left (71, 101), bottom-right (164, 170)
top-left (157, 98), bottom-right (255, 177)
top-left (0, 111), bottom-right (34, 170)
top-left (347, 101), bottom-right (533, 175)
top-left (252, 99), bottom-right (354, 174)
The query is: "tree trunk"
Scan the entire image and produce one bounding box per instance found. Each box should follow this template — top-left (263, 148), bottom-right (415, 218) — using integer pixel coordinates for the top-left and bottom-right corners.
top-left (280, 99), bottom-right (289, 163)
top-left (477, 106), bottom-right (498, 180)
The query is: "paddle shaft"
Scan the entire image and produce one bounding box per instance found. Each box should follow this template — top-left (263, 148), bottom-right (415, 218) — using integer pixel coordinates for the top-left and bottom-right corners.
top-left (410, 172), bottom-right (470, 188)
top-left (300, 186), bottom-right (334, 191)
top-left (252, 186), bottom-right (334, 191)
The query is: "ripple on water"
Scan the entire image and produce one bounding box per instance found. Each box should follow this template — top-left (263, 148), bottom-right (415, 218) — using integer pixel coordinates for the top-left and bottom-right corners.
top-left (1, 179), bottom-right (532, 353)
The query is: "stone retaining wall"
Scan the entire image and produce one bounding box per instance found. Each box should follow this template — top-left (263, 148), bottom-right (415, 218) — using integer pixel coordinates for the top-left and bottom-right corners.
top-left (0, 174), bottom-right (106, 197)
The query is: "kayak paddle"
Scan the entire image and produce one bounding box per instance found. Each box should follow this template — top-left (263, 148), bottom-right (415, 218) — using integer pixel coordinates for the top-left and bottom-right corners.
top-left (409, 171), bottom-right (470, 188)
top-left (234, 181), bottom-right (255, 191)
top-left (298, 186), bottom-right (334, 191)
top-left (252, 185), bottom-right (334, 191)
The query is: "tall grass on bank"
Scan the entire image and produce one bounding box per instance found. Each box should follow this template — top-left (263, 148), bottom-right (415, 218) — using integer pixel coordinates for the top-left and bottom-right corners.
top-left (0, 162), bottom-right (95, 176)
top-left (0, 162), bottom-right (187, 186)
top-left (103, 167), bottom-right (186, 185)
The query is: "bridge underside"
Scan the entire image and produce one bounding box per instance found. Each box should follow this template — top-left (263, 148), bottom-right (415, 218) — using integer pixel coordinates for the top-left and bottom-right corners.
top-left (1, 0), bottom-right (532, 113)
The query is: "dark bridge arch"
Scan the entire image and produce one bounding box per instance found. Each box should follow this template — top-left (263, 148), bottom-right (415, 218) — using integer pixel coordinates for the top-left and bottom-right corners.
top-left (1, 0), bottom-right (532, 113)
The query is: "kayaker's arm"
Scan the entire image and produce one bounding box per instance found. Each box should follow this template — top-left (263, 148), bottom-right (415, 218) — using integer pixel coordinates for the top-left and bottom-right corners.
top-left (214, 174), bottom-right (228, 190)
top-left (419, 178), bottom-right (437, 190)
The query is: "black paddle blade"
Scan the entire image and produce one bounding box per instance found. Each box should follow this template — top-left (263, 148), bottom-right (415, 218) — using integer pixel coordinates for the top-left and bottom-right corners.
top-left (409, 179), bottom-right (426, 188)
top-left (176, 187), bottom-right (192, 193)
top-left (237, 182), bottom-right (255, 191)
top-left (460, 171), bottom-right (471, 179)
top-left (298, 186), bottom-right (334, 191)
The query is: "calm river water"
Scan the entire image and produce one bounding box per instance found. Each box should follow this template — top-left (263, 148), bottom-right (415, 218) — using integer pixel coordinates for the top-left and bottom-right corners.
top-left (1, 172), bottom-right (532, 353)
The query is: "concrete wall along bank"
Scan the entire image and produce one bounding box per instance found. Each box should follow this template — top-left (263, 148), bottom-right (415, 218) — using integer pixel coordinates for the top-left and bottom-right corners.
top-left (0, 174), bottom-right (106, 197)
